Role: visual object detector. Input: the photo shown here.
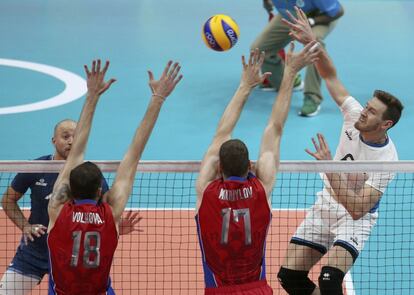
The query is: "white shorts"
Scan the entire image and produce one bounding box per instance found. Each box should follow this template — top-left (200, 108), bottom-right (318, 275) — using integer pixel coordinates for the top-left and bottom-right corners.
top-left (0, 269), bottom-right (40, 295)
top-left (291, 192), bottom-right (378, 261)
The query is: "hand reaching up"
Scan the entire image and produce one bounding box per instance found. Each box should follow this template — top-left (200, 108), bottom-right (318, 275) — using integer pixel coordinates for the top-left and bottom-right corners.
top-left (148, 61), bottom-right (183, 101)
top-left (84, 60), bottom-right (116, 96)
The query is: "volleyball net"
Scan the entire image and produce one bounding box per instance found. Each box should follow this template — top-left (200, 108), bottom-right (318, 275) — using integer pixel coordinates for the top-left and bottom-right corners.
top-left (0, 160), bottom-right (413, 294)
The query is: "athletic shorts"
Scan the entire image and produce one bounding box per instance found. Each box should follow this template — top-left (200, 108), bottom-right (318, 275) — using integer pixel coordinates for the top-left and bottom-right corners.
top-left (291, 194), bottom-right (378, 261)
top-left (205, 280), bottom-right (273, 295)
top-left (7, 247), bottom-right (48, 281)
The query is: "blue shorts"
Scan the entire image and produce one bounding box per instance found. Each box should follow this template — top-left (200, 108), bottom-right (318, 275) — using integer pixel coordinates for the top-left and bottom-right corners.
top-left (8, 247), bottom-right (49, 281)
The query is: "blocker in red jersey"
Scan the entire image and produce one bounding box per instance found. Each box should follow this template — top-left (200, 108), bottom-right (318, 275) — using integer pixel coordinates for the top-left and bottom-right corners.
top-left (195, 45), bottom-right (320, 294)
top-left (47, 59), bottom-right (182, 294)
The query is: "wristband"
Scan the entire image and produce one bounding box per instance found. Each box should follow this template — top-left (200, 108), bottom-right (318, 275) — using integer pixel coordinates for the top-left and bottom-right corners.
top-left (152, 93), bottom-right (166, 101)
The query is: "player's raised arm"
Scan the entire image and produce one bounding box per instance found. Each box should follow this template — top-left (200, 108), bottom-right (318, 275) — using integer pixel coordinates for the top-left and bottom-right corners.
top-left (255, 41), bottom-right (320, 198)
top-left (48, 60), bottom-right (116, 227)
top-left (306, 133), bottom-right (382, 220)
top-left (282, 7), bottom-right (350, 106)
top-left (107, 61), bottom-right (182, 226)
top-left (195, 49), bottom-right (270, 208)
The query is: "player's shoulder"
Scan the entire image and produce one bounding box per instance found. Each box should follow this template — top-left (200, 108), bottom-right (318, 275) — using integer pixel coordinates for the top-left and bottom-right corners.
top-left (34, 154), bottom-right (53, 161)
top-left (383, 137), bottom-right (399, 160)
top-left (340, 96), bottom-right (363, 112)
top-left (360, 136), bottom-right (398, 160)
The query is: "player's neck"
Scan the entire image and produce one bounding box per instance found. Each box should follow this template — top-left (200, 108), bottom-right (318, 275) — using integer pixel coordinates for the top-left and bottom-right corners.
top-left (360, 131), bottom-right (388, 145)
top-left (223, 173), bottom-right (249, 180)
top-left (53, 153), bottom-right (66, 161)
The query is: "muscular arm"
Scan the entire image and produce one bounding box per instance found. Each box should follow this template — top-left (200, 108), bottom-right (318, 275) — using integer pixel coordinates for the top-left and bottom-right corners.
top-left (107, 96), bottom-right (166, 223)
top-left (1, 187), bottom-right (26, 230)
top-left (196, 50), bottom-right (270, 211)
top-left (48, 60), bottom-right (115, 229)
top-left (256, 41), bottom-right (321, 200)
top-left (313, 48), bottom-right (350, 106)
top-left (306, 133), bottom-right (381, 219)
top-left (255, 71), bottom-right (294, 198)
top-left (282, 7), bottom-right (350, 106)
top-left (196, 85), bottom-right (252, 197)
top-left (2, 183), bottom-right (47, 244)
top-left (107, 61), bottom-right (182, 225)
top-left (326, 174), bottom-right (382, 220)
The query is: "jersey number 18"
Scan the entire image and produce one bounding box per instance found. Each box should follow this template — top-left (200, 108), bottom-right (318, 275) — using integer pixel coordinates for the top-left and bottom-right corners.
top-left (71, 231), bottom-right (101, 268)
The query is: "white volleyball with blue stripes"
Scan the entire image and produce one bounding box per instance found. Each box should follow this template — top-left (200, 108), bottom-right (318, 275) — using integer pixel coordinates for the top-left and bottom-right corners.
top-left (202, 15), bottom-right (240, 51)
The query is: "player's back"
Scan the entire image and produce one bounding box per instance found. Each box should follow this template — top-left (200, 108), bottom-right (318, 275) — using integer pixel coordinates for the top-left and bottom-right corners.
top-left (48, 199), bottom-right (118, 295)
top-left (196, 173), bottom-right (271, 287)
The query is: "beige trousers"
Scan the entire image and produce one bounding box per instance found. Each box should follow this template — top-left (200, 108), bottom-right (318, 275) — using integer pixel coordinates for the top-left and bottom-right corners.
top-left (251, 13), bottom-right (338, 102)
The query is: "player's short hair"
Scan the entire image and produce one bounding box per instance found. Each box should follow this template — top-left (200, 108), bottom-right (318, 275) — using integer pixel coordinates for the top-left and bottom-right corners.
top-left (54, 119), bottom-right (76, 136)
top-left (219, 139), bottom-right (249, 177)
top-left (70, 161), bottom-right (103, 199)
top-left (374, 90), bottom-right (403, 128)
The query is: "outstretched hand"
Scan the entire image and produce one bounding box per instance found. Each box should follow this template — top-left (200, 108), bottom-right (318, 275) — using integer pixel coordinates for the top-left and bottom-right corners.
top-left (119, 210), bottom-right (144, 236)
top-left (282, 7), bottom-right (317, 45)
top-left (305, 133), bottom-right (333, 160)
top-left (240, 48), bottom-right (271, 89)
top-left (284, 40), bottom-right (321, 73)
top-left (84, 60), bottom-right (116, 96)
top-left (148, 61), bottom-right (183, 101)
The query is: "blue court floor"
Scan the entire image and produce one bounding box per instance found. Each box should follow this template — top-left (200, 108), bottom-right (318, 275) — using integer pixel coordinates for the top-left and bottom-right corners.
top-left (0, 0), bottom-right (413, 161)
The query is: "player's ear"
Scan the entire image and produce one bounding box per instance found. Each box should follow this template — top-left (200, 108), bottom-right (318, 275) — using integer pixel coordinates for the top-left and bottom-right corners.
top-left (51, 136), bottom-right (56, 145)
top-left (382, 119), bottom-right (393, 131)
top-left (97, 187), bottom-right (102, 199)
top-left (217, 162), bottom-right (223, 178)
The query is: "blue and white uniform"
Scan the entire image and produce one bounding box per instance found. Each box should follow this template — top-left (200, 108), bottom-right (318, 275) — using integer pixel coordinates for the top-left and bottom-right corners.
top-left (292, 97), bottom-right (398, 261)
top-left (6, 155), bottom-right (109, 281)
top-left (273, 0), bottom-right (342, 19)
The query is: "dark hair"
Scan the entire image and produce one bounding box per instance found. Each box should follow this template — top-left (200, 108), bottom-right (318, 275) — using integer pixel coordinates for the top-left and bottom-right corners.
top-left (219, 139), bottom-right (249, 177)
top-left (70, 162), bottom-right (103, 200)
top-left (374, 90), bottom-right (403, 128)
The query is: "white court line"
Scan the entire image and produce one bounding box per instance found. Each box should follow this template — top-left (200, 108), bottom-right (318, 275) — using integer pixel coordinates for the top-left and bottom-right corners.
top-left (1, 207), bottom-right (356, 293)
top-left (0, 59), bottom-right (86, 115)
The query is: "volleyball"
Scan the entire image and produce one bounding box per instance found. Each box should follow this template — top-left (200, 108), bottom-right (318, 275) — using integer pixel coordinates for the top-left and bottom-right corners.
top-left (202, 14), bottom-right (240, 51)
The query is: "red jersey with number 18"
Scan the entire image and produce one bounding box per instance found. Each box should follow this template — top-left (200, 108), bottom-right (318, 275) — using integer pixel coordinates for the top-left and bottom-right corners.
top-left (47, 199), bottom-right (118, 295)
top-left (196, 173), bottom-right (271, 287)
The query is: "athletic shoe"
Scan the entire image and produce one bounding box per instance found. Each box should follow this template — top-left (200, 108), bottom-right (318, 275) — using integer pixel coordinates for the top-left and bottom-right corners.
top-left (298, 94), bottom-right (321, 117)
top-left (259, 78), bottom-right (276, 91)
top-left (260, 74), bottom-right (303, 92)
top-left (293, 74), bottom-right (304, 92)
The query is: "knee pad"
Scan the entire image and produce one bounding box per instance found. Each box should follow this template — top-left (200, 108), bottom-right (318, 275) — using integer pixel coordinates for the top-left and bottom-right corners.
top-left (318, 266), bottom-right (345, 295)
top-left (277, 267), bottom-right (316, 295)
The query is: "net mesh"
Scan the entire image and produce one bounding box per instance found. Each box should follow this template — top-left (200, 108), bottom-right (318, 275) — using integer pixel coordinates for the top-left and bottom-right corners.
top-left (0, 160), bottom-right (413, 294)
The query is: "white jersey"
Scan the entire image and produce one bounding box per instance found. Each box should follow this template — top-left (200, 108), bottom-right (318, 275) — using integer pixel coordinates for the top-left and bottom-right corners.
top-left (320, 96), bottom-right (398, 212)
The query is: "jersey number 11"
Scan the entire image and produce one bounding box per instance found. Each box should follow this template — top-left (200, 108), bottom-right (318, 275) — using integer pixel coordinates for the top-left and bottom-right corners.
top-left (221, 208), bottom-right (252, 246)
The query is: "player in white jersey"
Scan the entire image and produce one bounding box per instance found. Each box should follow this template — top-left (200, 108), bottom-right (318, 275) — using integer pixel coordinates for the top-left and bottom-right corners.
top-left (276, 7), bottom-right (404, 295)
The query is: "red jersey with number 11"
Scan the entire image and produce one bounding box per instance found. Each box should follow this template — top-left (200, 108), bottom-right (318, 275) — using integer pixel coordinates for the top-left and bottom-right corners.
top-left (196, 173), bottom-right (271, 287)
top-left (47, 199), bottom-right (118, 295)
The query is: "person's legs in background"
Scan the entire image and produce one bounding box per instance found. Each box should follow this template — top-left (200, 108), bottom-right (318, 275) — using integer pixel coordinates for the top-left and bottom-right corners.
top-left (299, 20), bottom-right (338, 116)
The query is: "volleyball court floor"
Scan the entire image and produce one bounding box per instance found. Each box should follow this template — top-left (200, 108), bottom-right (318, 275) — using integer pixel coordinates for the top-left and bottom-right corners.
top-left (0, 0), bottom-right (413, 294)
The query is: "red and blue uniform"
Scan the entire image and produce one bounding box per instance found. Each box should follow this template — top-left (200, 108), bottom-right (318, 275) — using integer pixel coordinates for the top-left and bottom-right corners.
top-left (196, 173), bottom-right (272, 294)
top-left (47, 199), bottom-right (118, 295)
